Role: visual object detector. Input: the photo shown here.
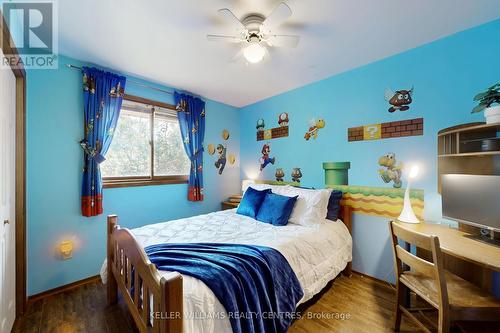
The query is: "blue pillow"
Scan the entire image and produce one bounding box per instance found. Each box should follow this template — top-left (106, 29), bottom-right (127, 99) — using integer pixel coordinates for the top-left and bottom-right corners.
top-left (256, 193), bottom-right (298, 226)
top-left (236, 187), bottom-right (271, 218)
top-left (326, 190), bottom-right (343, 221)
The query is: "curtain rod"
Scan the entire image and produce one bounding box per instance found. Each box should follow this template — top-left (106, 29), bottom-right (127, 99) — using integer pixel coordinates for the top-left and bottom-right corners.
top-left (66, 64), bottom-right (174, 96)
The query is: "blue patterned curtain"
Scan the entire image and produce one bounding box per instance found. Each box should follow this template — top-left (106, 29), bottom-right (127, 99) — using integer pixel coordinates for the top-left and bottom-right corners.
top-left (175, 92), bottom-right (206, 201)
top-left (81, 67), bottom-right (126, 217)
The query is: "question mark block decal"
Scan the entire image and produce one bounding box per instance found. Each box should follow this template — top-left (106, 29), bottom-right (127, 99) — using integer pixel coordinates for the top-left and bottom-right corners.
top-left (363, 124), bottom-right (381, 140)
top-left (348, 118), bottom-right (423, 142)
top-left (263, 129), bottom-right (272, 140)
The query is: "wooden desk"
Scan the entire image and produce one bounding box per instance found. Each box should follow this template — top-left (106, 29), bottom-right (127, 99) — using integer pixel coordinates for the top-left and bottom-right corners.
top-left (394, 221), bottom-right (500, 292)
top-left (395, 221), bottom-right (500, 271)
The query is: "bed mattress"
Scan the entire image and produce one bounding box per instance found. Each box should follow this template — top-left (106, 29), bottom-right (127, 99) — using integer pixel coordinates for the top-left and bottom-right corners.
top-left (102, 209), bottom-right (352, 333)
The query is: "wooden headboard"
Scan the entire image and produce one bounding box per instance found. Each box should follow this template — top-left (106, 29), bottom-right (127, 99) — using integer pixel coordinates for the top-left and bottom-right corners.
top-left (339, 203), bottom-right (352, 236)
top-left (253, 180), bottom-right (353, 236)
top-left (339, 202), bottom-right (353, 277)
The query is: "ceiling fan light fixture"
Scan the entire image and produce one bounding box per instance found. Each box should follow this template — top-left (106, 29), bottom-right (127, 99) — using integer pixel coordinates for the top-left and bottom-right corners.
top-left (243, 43), bottom-right (266, 64)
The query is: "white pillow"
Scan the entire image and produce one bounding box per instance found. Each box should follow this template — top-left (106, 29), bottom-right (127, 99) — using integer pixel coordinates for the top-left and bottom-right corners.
top-left (247, 183), bottom-right (289, 195)
top-left (279, 186), bottom-right (331, 226)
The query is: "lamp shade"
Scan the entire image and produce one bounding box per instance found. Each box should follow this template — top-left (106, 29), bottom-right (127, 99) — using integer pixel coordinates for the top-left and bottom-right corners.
top-left (241, 179), bottom-right (255, 193)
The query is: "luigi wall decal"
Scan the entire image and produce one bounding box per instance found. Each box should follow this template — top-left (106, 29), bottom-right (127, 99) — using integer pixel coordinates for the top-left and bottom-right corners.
top-left (385, 87), bottom-right (414, 113)
top-left (214, 144), bottom-right (227, 175)
top-left (259, 143), bottom-right (275, 171)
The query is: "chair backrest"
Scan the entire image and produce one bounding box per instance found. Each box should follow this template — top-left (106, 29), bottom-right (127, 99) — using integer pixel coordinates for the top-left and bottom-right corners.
top-left (389, 221), bottom-right (449, 309)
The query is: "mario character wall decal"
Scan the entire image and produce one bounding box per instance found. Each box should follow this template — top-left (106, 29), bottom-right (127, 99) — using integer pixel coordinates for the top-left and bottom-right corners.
top-left (278, 113), bottom-right (289, 127)
top-left (291, 168), bottom-right (303, 183)
top-left (378, 153), bottom-right (404, 188)
top-left (385, 87), bottom-right (414, 113)
top-left (304, 118), bottom-right (325, 140)
top-left (259, 143), bottom-right (275, 171)
top-left (214, 144), bottom-right (227, 175)
top-left (275, 168), bottom-right (285, 182)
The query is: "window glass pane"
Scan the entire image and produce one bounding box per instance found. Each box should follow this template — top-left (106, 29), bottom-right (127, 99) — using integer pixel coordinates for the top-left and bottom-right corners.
top-left (154, 111), bottom-right (190, 176)
top-left (101, 109), bottom-right (151, 177)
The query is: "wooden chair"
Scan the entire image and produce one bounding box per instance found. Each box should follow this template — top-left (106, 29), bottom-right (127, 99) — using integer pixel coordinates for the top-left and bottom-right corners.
top-left (389, 221), bottom-right (500, 333)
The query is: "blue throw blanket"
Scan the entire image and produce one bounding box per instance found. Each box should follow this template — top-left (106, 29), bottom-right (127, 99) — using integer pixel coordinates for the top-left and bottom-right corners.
top-left (144, 243), bottom-right (304, 333)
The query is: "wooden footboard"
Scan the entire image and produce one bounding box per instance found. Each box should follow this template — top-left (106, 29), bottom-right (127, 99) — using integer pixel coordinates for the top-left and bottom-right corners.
top-left (107, 215), bottom-right (183, 333)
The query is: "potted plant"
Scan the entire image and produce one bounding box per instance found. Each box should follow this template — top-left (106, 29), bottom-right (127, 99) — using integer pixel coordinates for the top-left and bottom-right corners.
top-left (472, 83), bottom-right (500, 124)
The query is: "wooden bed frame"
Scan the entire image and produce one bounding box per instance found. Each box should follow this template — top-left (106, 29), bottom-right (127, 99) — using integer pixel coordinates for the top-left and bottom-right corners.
top-left (106, 204), bottom-right (352, 333)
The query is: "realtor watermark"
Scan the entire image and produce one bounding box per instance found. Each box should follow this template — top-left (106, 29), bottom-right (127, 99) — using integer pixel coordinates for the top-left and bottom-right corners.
top-left (1, 0), bottom-right (58, 69)
top-left (151, 311), bottom-right (352, 321)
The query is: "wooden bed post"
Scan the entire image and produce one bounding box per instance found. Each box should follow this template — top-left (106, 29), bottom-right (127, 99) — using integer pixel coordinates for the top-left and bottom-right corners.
top-left (107, 215), bottom-right (118, 305)
top-left (160, 273), bottom-right (183, 333)
top-left (341, 205), bottom-right (353, 277)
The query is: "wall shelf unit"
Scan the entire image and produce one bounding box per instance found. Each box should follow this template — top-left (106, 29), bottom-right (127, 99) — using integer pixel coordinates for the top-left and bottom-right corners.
top-left (438, 122), bottom-right (500, 157)
top-left (437, 122), bottom-right (500, 193)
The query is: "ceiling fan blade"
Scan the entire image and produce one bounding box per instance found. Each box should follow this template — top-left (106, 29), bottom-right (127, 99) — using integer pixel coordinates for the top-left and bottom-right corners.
top-left (207, 34), bottom-right (244, 43)
top-left (261, 47), bottom-right (272, 64)
top-left (262, 2), bottom-right (292, 30)
top-left (264, 34), bottom-right (300, 48)
top-left (217, 8), bottom-right (246, 34)
top-left (229, 48), bottom-right (244, 63)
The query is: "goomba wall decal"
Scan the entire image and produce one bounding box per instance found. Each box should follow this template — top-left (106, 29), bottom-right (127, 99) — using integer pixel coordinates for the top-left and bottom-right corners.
top-left (385, 87), bottom-right (414, 113)
top-left (291, 168), bottom-right (303, 183)
top-left (275, 168), bottom-right (285, 182)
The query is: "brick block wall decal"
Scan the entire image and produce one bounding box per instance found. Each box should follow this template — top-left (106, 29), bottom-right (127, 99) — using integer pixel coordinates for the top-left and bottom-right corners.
top-left (256, 126), bottom-right (289, 141)
top-left (348, 118), bottom-right (423, 142)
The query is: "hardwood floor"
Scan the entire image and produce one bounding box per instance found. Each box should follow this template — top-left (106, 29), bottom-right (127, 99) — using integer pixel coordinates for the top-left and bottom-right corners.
top-left (14, 282), bottom-right (137, 333)
top-left (290, 274), bottom-right (420, 333)
top-left (13, 273), bottom-right (489, 333)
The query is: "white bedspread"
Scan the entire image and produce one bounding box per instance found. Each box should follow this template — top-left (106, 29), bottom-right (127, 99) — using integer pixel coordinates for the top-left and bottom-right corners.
top-left (102, 209), bottom-right (352, 333)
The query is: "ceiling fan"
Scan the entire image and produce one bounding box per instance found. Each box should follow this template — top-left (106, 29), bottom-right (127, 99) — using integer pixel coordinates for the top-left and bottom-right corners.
top-left (207, 2), bottom-right (300, 64)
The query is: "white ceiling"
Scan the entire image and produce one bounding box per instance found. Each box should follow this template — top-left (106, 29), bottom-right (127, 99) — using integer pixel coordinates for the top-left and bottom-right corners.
top-left (59, 0), bottom-right (500, 107)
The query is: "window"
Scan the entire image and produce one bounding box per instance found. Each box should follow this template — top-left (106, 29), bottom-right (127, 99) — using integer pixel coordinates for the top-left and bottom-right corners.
top-left (101, 95), bottom-right (190, 188)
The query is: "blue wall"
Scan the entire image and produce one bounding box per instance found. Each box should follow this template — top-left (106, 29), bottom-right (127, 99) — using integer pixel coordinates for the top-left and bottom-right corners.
top-left (239, 20), bottom-right (500, 283)
top-left (26, 20), bottom-right (500, 295)
top-left (26, 55), bottom-right (241, 295)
